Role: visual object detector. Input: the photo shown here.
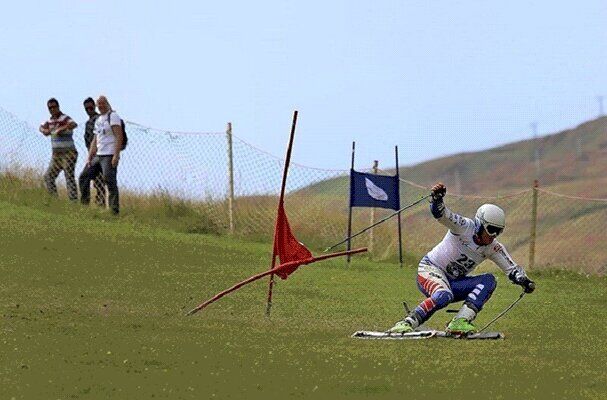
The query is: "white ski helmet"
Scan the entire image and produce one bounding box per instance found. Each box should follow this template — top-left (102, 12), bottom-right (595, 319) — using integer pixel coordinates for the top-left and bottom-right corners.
top-left (475, 204), bottom-right (506, 237)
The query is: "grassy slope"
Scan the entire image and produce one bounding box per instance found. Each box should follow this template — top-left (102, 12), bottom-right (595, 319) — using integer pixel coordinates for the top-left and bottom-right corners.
top-left (1, 200), bottom-right (606, 399)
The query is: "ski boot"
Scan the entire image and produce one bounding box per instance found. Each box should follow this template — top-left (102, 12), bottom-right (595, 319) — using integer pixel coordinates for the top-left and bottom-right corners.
top-left (387, 319), bottom-right (414, 334)
top-left (446, 317), bottom-right (477, 336)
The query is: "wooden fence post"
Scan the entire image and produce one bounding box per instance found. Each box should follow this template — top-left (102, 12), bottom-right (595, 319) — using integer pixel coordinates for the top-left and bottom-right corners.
top-left (528, 180), bottom-right (539, 269)
top-left (226, 122), bottom-right (235, 235)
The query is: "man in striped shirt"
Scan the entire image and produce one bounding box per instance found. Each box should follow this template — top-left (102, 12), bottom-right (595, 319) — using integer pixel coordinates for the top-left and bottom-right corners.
top-left (39, 98), bottom-right (79, 200)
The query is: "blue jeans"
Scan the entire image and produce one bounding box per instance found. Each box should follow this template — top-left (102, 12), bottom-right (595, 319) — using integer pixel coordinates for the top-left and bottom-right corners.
top-left (79, 155), bottom-right (119, 214)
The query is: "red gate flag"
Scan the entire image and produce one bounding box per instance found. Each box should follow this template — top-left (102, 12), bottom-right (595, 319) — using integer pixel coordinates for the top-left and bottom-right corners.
top-left (273, 203), bottom-right (313, 279)
top-left (186, 111), bottom-right (368, 317)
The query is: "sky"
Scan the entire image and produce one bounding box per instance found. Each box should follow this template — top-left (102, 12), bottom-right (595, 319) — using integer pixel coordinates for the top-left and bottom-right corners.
top-left (1, 1), bottom-right (606, 170)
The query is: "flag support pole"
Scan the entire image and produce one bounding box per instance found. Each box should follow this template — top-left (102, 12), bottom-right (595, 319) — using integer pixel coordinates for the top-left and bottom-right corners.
top-left (188, 247), bottom-right (367, 316)
top-left (395, 146), bottom-right (403, 268)
top-left (346, 141), bottom-right (355, 265)
top-left (266, 110), bottom-right (298, 317)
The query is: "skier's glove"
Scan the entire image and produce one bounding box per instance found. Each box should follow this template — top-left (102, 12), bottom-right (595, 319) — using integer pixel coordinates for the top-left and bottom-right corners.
top-left (509, 270), bottom-right (536, 293)
top-left (431, 182), bottom-right (447, 201)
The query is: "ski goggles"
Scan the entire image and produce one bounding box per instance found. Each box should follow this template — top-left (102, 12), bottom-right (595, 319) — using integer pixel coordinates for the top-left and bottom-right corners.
top-left (486, 224), bottom-right (504, 237)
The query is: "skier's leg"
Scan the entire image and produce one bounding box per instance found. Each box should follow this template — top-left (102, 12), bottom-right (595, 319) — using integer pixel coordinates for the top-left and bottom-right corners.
top-left (451, 273), bottom-right (497, 317)
top-left (448, 273), bottom-right (497, 333)
top-left (388, 260), bottom-right (453, 332)
top-left (410, 263), bottom-right (454, 325)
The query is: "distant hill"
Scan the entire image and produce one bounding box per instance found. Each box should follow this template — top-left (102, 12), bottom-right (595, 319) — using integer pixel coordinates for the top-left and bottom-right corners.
top-left (292, 117), bottom-right (607, 272)
top-left (303, 116), bottom-right (607, 196)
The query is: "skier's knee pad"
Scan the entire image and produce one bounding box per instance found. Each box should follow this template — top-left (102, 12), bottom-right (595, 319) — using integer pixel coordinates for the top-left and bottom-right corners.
top-left (413, 289), bottom-right (454, 322)
top-left (432, 289), bottom-right (454, 308)
top-left (467, 274), bottom-right (497, 311)
top-left (481, 274), bottom-right (497, 294)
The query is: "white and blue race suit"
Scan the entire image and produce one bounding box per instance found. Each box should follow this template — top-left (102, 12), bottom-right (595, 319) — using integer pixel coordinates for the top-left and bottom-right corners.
top-left (411, 199), bottom-right (528, 323)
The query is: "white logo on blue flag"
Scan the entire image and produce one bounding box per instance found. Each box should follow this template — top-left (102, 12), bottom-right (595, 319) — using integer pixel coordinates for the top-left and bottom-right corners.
top-left (350, 169), bottom-right (400, 210)
top-left (365, 177), bottom-right (388, 201)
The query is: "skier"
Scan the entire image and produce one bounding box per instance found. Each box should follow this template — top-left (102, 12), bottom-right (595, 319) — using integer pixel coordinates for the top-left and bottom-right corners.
top-left (389, 182), bottom-right (535, 335)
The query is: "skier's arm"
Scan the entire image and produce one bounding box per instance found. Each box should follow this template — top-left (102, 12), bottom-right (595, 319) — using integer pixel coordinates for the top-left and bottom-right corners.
top-left (429, 182), bottom-right (469, 235)
top-left (489, 244), bottom-right (535, 293)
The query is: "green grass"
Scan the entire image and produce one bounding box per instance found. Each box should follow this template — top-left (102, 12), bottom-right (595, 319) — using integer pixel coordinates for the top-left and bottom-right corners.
top-left (1, 198), bottom-right (606, 399)
top-left (0, 170), bottom-right (226, 236)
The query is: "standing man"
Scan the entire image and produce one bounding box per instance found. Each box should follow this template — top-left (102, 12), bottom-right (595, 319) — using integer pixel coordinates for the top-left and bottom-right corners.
top-left (39, 98), bottom-right (78, 200)
top-left (388, 183), bottom-right (535, 335)
top-left (79, 96), bottom-right (123, 215)
top-left (82, 97), bottom-right (106, 207)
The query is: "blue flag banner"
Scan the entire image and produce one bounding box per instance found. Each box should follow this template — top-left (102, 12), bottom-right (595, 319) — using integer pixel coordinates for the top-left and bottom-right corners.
top-left (350, 169), bottom-right (401, 210)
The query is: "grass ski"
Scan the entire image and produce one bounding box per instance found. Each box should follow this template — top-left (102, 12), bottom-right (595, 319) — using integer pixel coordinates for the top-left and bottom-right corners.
top-left (352, 330), bottom-right (504, 340)
top-left (352, 330), bottom-right (437, 340)
top-left (434, 331), bottom-right (504, 339)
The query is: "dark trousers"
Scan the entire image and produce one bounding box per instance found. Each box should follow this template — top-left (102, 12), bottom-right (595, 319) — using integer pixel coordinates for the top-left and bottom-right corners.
top-left (92, 174), bottom-right (107, 207)
top-left (83, 169), bottom-right (107, 207)
top-left (80, 156), bottom-right (119, 214)
top-left (44, 149), bottom-right (78, 201)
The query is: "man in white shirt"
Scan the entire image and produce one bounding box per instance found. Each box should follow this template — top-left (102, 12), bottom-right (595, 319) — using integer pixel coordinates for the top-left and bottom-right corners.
top-left (79, 96), bottom-right (124, 214)
top-left (388, 183), bottom-right (535, 335)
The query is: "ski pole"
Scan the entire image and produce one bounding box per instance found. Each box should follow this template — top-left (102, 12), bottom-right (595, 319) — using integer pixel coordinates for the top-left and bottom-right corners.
top-left (324, 194), bottom-right (431, 253)
top-left (478, 287), bottom-right (532, 333)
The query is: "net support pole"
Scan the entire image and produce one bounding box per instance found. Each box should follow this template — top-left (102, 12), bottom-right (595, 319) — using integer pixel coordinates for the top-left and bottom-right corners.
top-left (266, 110), bottom-right (299, 317)
top-left (226, 122), bottom-right (235, 235)
top-left (528, 179), bottom-right (539, 270)
top-left (368, 160), bottom-right (378, 253)
top-left (395, 146), bottom-right (403, 268)
top-left (346, 141), bottom-right (356, 265)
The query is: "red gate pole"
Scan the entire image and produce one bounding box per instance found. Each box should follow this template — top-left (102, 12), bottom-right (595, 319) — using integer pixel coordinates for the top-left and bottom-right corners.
top-left (266, 110), bottom-right (299, 317)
